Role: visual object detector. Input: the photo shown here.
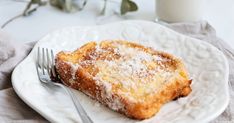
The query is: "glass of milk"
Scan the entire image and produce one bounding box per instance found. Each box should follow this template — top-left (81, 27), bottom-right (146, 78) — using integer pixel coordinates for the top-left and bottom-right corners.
top-left (155, 0), bottom-right (204, 23)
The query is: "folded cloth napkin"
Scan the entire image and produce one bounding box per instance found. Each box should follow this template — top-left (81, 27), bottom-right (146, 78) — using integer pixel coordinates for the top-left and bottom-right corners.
top-left (0, 30), bottom-right (47, 122)
top-left (0, 21), bottom-right (233, 123)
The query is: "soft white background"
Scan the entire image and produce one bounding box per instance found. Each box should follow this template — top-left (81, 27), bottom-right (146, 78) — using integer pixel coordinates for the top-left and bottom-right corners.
top-left (0, 0), bottom-right (234, 48)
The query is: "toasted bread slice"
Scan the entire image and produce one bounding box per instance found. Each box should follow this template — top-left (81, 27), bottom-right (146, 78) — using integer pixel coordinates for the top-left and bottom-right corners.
top-left (55, 40), bottom-right (192, 120)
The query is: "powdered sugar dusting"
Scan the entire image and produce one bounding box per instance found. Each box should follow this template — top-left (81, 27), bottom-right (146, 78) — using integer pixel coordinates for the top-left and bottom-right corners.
top-left (67, 41), bottom-right (175, 111)
top-left (95, 79), bottom-right (125, 110)
top-left (65, 62), bottom-right (79, 80)
top-left (91, 42), bottom-right (174, 102)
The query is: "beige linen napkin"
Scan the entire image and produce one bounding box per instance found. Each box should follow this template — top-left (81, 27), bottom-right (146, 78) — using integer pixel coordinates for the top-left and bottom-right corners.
top-left (0, 21), bottom-right (233, 122)
top-left (0, 30), bottom-right (47, 122)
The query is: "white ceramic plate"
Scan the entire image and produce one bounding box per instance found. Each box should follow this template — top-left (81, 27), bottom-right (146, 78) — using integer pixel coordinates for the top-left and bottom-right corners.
top-left (12, 20), bottom-right (229, 123)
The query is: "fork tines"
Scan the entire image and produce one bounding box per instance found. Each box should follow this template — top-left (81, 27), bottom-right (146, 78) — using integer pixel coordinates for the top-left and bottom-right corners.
top-left (37, 47), bottom-right (56, 79)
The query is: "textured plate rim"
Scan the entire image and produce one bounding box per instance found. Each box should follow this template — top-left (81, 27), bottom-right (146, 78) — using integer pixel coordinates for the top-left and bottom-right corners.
top-left (11, 20), bottom-right (230, 123)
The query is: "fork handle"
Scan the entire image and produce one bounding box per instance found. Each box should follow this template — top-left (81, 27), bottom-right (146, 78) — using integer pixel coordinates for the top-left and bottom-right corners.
top-left (59, 85), bottom-right (93, 123)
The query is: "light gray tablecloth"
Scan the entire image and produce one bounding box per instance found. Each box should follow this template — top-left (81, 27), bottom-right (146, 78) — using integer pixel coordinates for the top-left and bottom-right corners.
top-left (0, 21), bottom-right (233, 123)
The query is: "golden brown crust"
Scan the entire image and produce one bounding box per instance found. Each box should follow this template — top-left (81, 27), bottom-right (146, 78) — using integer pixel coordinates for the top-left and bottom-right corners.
top-left (55, 40), bottom-right (192, 120)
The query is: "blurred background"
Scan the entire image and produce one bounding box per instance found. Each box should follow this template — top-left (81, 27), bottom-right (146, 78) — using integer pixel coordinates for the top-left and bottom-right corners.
top-left (0, 0), bottom-right (233, 48)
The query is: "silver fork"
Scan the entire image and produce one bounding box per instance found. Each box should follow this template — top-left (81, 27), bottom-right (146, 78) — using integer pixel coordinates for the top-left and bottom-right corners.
top-left (36, 47), bottom-right (93, 123)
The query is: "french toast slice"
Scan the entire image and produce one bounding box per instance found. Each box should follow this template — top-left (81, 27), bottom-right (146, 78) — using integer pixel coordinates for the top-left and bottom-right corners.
top-left (55, 40), bottom-right (192, 120)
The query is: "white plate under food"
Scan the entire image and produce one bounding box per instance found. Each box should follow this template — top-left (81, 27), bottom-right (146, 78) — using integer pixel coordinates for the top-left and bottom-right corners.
top-left (12, 20), bottom-right (229, 123)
